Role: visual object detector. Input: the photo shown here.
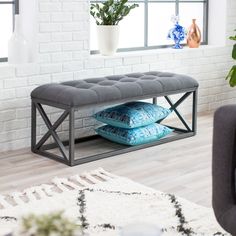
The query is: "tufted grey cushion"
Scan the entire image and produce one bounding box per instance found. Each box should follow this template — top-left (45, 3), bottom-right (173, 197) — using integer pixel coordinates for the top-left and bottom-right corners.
top-left (31, 71), bottom-right (198, 108)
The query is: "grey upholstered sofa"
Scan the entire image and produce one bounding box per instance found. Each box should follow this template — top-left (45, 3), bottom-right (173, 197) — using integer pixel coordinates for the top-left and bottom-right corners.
top-left (213, 105), bottom-right (236, 235)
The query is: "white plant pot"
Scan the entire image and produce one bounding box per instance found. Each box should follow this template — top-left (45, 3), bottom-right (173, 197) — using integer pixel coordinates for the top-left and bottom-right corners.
top-left (8, 15), bottom-right (29, 64)
top-left (97, 25), bottom-right (120, 56)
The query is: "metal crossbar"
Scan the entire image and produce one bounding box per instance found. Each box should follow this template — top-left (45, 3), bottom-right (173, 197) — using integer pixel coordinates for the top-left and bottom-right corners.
top-left (164, 92), bottom-right (192, 132)
top-left (34, 104), bottom-right (69, 161)
top-left (31, 90), bottom-right (198, 166)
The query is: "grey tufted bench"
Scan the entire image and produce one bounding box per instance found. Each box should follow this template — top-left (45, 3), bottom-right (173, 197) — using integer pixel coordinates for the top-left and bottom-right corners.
top-left (31, 71), bottom-right (198, 166)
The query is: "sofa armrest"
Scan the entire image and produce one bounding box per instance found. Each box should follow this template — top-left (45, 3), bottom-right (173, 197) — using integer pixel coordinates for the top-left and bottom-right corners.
top-left (213, 105), bottom-right (236, 234)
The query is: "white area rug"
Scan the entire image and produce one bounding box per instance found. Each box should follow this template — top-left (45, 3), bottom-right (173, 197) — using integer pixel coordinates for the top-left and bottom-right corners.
top-left (0, 168), bottom-right (228, 236)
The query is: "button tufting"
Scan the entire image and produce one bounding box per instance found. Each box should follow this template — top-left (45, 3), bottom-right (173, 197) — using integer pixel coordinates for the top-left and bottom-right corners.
top-left (31, 71), bottom-right (199, 107)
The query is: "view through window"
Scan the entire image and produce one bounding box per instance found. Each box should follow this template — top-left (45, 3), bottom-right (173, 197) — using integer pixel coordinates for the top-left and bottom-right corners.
top-left (0, 0), bottom-right (19, 62)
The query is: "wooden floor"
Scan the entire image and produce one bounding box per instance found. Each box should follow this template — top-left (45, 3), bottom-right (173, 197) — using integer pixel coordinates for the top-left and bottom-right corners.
top-left (0, 113), bottom-right (213, 208)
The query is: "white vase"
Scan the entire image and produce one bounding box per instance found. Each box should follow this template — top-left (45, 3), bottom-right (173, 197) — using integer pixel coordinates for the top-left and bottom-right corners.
top-left (97, 25), bottom-right (120, 56)
top-left (8, 15), bottom-right (29, 64)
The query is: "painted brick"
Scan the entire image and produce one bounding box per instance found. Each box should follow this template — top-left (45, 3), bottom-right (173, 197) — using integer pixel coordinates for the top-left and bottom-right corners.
top-left (51, 13), bottom-right (72, 22)
top-left (0, 110), bottom-right (16, 122)
top-left (16, 108), bottom-right (31, 119)
top-left (16, 64), bottom-right (40, 77)
top-left (39, 2), bottom-right (61, 12)
top-left (123, 56), bottom-right (141, 65)
top-left (40, 23), bottom-right (61, 32)
top-left (38, 33), bottom-right (51, 43)
top-left (4, 78), bottom-right (28, 89)
top-left (0, 89), bottom-right (16, 100)
top-left (105, 58), bottom-right (123, 67)
top-left (51, 52), bottom-right (72, 62)
top-left (28, 74), bottom-right (51, 85)
top-left (63, 61), bottom-right (83, 72)
top-left (40, 43), bottom-right (62, 53)
top-left (52, 72), bottom-right (73, 82)
top-left (62, 42), bottom-right (83, 51)
top-left (4, 119), bottom-right (28, 131)
top-left (38, 13), bottom-right (51, 23)
top-left (52, 32), bottom-right (73, 42)
top-left (40, 64), bottom-right (62, 74)
top-left (0, 66), bottom-right (15, 79)
top-left (62, 22), bottom-right (83, 32)
top-left (114, 66), bottom-right (132, 74)
top-left (62, 2), bottom-right (84, 11)
top-left (84, 58), bottom-right (104, 69)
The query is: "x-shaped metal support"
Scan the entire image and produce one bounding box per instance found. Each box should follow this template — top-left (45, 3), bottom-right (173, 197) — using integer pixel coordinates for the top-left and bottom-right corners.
top-left (165, 92), bottom-right (192, 132)
top-left (32, 103), bottom-right (70, 162)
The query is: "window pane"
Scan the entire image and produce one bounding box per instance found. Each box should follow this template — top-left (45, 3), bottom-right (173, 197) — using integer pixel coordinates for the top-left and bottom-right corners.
top-left (0, 5), bottom-right (13, 58)
top-left (90, 15), bottom-right (98, 51)
top-left (119, 3), bottom-right (144, 48)
top-left (148, 3), bottom-right (175, 46)
top-left (179, 2), bottom-right (204, 43)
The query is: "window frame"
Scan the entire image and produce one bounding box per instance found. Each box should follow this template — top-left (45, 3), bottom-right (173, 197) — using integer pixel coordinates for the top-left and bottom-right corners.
top-left (0, 0), bottom-right (19, 62)
top-left (90, 0), bottom-right (209, 54)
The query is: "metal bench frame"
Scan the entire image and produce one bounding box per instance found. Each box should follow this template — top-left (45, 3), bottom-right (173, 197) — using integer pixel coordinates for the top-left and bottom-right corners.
top-left (31, 88), bottom-right (198, 166)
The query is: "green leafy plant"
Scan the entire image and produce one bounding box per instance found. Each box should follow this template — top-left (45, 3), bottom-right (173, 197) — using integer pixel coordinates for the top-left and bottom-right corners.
top-left (226, 30), bottom-right (236, 87)
top-left (18, 211), bottom-right (81, 236)
top-left (90, 0), bottom-right (139, 25)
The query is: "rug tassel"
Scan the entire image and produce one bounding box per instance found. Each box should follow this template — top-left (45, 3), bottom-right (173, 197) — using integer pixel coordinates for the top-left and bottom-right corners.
top-left (41, 184), bottom-right (55, 196)
top-left (52, 178), bottom-right (71, 192)
top-left (24, 189), bottom-right (38, 201)
top-left (97, 168), bottom-right (118, 179)
top-left (11, 192), bottom-right (25, 205)
top-left (71, 175), bottom-right (91, 187)
top-left (0, 195), bottom-right (13, 208)
top-left (59, 179), bottom-right (81, 190)
top-left (34, 186), bottom-right (49, 198)
top-left (81, 173), bottom-right (101, 184)
top-left (92, 169), bottom-right (114, 181)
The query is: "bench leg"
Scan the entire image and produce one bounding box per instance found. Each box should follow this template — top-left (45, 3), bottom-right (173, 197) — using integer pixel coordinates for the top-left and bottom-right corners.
top-left (153, 97), bottom-right (157, 105)
top-left (31, 101), bottom-right (72, 165)
top-left (69, 108), bottom-right (75, 166)
top-left (31, 101), bottom-right (37, 152)
top-left (192, 90), bottom-right (198, 134)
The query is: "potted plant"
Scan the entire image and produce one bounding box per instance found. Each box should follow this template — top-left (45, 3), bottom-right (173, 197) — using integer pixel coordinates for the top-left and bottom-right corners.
top-left (90, 0), bottom-right (138, 56)
top-left (226, 30), bottom-right (236, 87)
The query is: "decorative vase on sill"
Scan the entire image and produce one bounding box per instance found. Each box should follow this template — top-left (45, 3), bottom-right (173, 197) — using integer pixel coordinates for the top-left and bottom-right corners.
top-left (97, 25), bottom-right (120, 56)
top-left (8, 14), bottom-right (29, 64)
top-left (167, 15), bottom-right (186, 49)
top-left (187, 19), bottom-right (201, 48)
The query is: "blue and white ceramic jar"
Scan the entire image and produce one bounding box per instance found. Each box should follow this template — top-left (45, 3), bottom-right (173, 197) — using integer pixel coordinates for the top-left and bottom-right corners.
top-left (168, 15), bottom-right (186, 49)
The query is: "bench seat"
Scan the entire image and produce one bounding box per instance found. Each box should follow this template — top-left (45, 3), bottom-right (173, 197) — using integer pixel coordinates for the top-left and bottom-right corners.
top-left (31, 71), bottom-right (198, 108)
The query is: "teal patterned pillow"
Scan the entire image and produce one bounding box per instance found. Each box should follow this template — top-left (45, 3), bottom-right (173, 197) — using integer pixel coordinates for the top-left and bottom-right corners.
top-left (94, 101), bottom-right (171, 129)
top-left (96, 123), bottom-right (173, 146)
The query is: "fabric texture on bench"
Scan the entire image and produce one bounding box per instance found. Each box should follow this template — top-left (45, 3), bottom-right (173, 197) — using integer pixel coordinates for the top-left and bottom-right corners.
top-left (31, 71), bottom-right (198, 107)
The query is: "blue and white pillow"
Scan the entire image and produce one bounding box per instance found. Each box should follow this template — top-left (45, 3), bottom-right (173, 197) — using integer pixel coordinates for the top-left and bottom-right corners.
top-left (94, 101), bottom-right (171, 129)
top-left (96, 123), bottom-right (173, 146)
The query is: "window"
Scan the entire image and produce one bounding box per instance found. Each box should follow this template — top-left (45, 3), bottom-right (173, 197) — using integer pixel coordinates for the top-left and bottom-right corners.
top-left (0, 0), bottom-right (19, 62)
top-left (90, 0), bottom-right (208, 53)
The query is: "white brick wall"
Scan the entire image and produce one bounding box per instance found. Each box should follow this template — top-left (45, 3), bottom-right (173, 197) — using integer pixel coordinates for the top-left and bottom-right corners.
top-left (0, 0), bottom-right (235, 151)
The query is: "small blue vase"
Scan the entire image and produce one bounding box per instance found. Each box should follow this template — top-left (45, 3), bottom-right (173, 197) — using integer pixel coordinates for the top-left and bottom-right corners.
top-left (173, 39), bottom-right (182, 49)
top-left (168, 22), bottom-right (186, 49)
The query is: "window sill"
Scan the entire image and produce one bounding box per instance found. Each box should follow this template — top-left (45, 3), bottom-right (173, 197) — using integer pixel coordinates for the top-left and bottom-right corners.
top-left (90, 45), bottom-right (226, 59)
